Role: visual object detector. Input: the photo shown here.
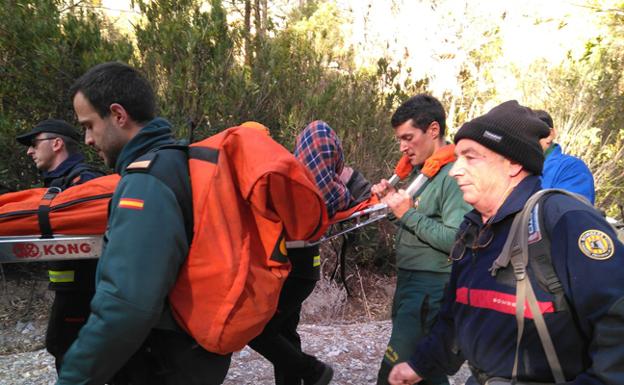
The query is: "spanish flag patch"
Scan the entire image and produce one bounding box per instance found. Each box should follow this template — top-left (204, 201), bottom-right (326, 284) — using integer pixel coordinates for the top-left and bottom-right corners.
top-left (118, 198), bottom-right (145, 210)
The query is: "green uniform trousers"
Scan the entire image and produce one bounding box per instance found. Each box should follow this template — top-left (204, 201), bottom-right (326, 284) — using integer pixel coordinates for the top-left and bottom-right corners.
top-left (377, 269), bottom-right (450, 385)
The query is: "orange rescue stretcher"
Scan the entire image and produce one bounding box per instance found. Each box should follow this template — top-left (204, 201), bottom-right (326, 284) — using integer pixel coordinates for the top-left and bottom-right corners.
top-left (286, 144), bottom-right (456, 247)
top-left (0, 146), bottom-right (456, 262)
top-left (0, 174), bottom-right (119, 263)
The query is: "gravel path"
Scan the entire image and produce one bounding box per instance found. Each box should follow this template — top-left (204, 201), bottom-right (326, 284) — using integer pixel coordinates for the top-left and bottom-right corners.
top-left (0, 321), bottom-right (470, 385)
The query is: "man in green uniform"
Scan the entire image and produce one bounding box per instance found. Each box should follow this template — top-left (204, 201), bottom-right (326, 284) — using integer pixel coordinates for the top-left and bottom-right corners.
top-left (372, 94), bottom-right (472, 385)
top-left (56, 62), bottom-right (230, 385)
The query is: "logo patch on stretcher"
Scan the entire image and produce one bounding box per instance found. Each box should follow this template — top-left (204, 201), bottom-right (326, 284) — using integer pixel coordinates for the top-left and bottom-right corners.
top-left (118, 198), bottom-right (145, 210)
top-left (578, 229), bottom-right (614, 260)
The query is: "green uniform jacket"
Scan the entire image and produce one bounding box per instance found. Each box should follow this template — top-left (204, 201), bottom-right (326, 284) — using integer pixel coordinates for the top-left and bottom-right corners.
top-left (57, 118), bottom-right (190, 385)
top-left (394, 162), bottom-right (472, 273)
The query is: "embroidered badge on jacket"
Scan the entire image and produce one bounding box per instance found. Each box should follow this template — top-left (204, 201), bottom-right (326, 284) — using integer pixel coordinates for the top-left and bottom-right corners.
top-left (118, 198), bottom-right (145, 210)
top-left (578, 229), bottom-right (614, 260)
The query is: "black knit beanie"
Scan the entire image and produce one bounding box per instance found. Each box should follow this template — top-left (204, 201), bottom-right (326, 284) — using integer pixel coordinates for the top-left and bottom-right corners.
top-left (454, 100), bottom-right (551, 175)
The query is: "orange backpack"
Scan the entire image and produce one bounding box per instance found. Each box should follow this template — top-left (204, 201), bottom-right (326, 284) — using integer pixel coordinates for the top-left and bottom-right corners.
top-left (166, 126), bottom-right (328, 354)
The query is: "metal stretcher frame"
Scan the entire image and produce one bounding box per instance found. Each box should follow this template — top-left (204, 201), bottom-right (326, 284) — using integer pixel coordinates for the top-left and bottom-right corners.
top-left (0, 206), bottom-right (390, 261)
top-left (285, 202), bottom-right (389, 248)
top-left (286, 173), bottom-right (429, 248)
top-left (0, 202), bottom-right (394, 261)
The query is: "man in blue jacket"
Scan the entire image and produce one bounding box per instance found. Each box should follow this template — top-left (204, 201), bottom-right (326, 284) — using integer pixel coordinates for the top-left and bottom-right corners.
top-left (16, 119), bottom-right (103, 372)
top-left (57, 62), bottom-right (230, 385)
top-left (534, 109), bottom-right (595, 204)
top-left (388, 101), bottom-right (624, 385)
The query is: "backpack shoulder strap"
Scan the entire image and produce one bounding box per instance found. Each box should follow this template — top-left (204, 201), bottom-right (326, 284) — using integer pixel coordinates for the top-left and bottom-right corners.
top-left (126, 145), bottom-right (194, 244)
top-left (48, 162), bottom-right (104, 190)
top-left (490, 188), bottom-right (589, 277)
top-left (492, 188), bottom-right (588, 384)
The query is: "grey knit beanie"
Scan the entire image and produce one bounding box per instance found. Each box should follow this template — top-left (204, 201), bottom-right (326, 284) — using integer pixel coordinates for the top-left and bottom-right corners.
top-left (454, 100), bottom-right (551, 174)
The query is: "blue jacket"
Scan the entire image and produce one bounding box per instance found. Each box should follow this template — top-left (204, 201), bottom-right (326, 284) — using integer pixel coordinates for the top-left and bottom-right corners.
top-left (542, 143), bottom-right (595, 204)
top-left (43, 153), bottom-right (105, 291)
top-left (42, 153), bottom-right (103, 189)
top-left (409, 176), bottom-right (624, 384)
top-left (57, 118), bottom-right (191, 385)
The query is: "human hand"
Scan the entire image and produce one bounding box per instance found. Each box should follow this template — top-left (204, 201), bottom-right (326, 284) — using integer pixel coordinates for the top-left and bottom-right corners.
top-left (372, 179), bottom-right (395, 199)
top-left (388, 362), bottom-right (422, 385)
top-left (340, 166), bottom-right (354, 185)
top-left (382, 189), bottom-right (413, 219)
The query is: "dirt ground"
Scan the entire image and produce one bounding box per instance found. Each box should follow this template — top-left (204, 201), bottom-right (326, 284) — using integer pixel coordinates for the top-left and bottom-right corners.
top-left (0, 263), bottom-right (51, 355)
top-left (0, 262), bottom-right (474, 385)
top-left (0, 261), bottom-right (396, 355)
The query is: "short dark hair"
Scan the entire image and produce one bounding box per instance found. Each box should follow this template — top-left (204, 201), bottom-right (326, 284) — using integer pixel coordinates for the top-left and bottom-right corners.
top-left (56, 134), bottom-right (80, 155)
top-left (70, 62), bottom-right (156, 124)
top-left (533, 109), bottom-right (553, 129)
top-left (391, 94), bottom-right (446, 136)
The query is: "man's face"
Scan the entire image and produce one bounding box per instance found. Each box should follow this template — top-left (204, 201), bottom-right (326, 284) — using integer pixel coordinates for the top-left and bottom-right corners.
top-left (26, 133), bottom-right (59, 171)
top-left (394, 120), bottom-right (436, 166)
top-left (449, 139), bottom-right (513, 215)
top-left (73, 92), bottom-right (126, 168)
top-left (539, 128), bottom-right (556, 151)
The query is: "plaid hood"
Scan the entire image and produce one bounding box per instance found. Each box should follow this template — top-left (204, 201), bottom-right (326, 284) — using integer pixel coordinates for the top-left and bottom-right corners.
top-left (294, 120), bottom-right (351, 218)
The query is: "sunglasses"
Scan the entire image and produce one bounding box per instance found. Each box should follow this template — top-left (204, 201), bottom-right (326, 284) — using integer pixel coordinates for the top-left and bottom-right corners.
top-left (449, 222), bottom-right (494, 262)
top-left (29, 137), bottom-right (59, 147)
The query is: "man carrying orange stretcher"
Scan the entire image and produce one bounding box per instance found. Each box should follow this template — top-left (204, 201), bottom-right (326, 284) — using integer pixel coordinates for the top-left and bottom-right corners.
top-left (16, 119), bottom-right (104, 373)
top-left (371, 94), bottom-right (472, 385)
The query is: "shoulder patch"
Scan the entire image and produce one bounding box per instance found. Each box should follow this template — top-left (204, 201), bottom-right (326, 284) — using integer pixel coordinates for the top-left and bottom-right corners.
top-left (578, 229), bottom-right (614, 260)
top-left (527, 203), bottom-right (542, 244)
top-left (126, 159), bottom-right (152, 171)
top-left (126, 152), bottom-right (159, 172)
top-left (119, 198), bottom-right (145, 210)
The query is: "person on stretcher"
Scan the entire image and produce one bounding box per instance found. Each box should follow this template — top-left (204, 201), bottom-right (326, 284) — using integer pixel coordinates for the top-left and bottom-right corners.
top-left (248, 119), bottom-right (371, 385)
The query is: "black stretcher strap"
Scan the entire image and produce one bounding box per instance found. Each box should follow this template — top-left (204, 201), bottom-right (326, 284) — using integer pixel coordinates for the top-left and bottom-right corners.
top-left (38, 187), bottom-right (62, 239)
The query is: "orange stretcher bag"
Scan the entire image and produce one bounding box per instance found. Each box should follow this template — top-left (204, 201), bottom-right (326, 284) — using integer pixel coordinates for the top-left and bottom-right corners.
top-left (168, 126), bottom-right (329, 354)
top-left (0, 174), bottom-right (120, 237)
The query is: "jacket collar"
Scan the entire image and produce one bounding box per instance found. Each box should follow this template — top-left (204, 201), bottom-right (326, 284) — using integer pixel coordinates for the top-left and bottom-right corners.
top-left (411, 142), bottom-right (454, 175)
top-left (42, 153), bottom-right (85, 181)
top-left (544, 143), bottom-right (562, 159)
top-left (114, 118), bottom-right (176, 174)
top-left (464, 175), bottom-right (542, 227)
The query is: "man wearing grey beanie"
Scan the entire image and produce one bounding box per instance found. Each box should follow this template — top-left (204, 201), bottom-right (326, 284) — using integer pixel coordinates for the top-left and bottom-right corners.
top-left (388, 100), bottom-right (624, 385)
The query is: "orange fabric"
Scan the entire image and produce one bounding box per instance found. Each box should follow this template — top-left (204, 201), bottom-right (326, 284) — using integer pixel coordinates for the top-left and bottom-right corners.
top-left (330, 195), bottom-right (379, 223)
top-left (240, 121), bottom-right (270, 136)
top-left (421, 144), bottom-right (456, 178)
top-left (0, 174), bottom-right (120, 236)
top-left (394, 154), bottom-right (413, 180)
top-left (169, 126), bottom-right (328, 354)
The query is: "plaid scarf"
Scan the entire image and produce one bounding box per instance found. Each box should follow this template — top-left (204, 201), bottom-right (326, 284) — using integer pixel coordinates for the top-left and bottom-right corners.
top-left (294, 120), bottom-right (351, 218)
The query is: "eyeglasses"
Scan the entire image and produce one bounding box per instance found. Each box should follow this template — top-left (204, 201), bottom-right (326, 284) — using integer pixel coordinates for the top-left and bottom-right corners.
top-left (29, 137), bottom-right (59, 148)
top-left (449, 222), bottom-right (494, 261)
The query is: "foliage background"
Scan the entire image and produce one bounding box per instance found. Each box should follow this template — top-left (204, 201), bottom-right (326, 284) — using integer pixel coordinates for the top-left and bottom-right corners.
top-left (1, 0), bottom-right (623, 268)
